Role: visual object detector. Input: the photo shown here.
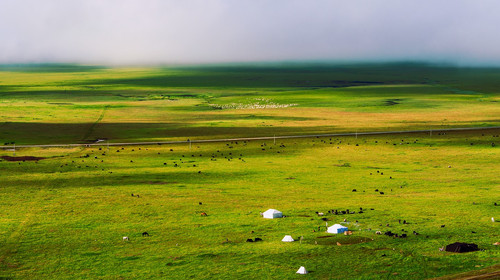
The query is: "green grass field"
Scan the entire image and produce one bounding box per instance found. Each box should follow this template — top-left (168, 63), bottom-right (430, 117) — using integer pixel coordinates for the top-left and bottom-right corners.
top-left (1, 63), bottom-right (499, 145)
top-left (0, 63), bottom-right (499, 279)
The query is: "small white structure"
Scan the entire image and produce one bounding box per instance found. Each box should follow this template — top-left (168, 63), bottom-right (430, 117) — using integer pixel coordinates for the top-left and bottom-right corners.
top-left (123, 236), bottom-right (129, 241)
top-left (492, 217), bottom-right (495, 222)
top-left (296, 266), bottom-right (308, 274)
top-left (263, 209), bottom-right (283, 219)
top-left (282, 235), bottom-right (294, 242)
top-left (327, 224), bottom-right (348, 234)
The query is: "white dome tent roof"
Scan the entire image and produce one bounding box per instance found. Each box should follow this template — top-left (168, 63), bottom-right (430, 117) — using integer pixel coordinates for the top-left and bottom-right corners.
top-left (281, 235), bottom-right (294, 242)
top-left (263, 209), bottom-right (283, 219)
top-left (327, 224), bottom-right (348, 234)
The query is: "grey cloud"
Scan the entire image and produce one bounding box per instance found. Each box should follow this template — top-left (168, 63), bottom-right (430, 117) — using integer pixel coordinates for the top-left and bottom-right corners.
top-left (1, 0), bottom-right (499, 65)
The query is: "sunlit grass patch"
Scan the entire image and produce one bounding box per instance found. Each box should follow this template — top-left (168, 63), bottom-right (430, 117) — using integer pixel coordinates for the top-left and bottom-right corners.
top-left (0, 130), bottom-right (498, 279)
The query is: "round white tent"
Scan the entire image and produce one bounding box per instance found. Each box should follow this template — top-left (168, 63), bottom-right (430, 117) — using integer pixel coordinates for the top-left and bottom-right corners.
top-left (281, 235), bottom-right (294, 242)
top-left (327, 224), bottom-right (348, 234)
top-left (263, 209), bottom-right (283, 219)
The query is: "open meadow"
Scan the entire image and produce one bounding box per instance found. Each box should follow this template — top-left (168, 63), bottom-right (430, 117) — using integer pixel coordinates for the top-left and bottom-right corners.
top-left (0, 64), bottom-right (499, 279)
top-left (1, 63), bottom-right (499, 145)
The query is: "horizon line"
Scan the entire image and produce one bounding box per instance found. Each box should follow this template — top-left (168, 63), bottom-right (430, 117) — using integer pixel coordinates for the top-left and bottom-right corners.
top-left (2, 59), bottom-right (500, 69)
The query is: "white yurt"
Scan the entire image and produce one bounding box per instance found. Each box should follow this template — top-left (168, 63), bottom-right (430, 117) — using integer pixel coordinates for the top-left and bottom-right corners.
top-left (327, 224), bottom-right (348, 234)
top-left (281, 235), bottom-right (294, 242)
top-left (296, 266), bottom-right (308, 274)
top-left (263, 209), bottom-right (283, 219)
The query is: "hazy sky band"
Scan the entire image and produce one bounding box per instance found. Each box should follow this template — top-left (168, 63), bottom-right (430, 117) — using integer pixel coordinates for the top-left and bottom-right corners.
top-left (1, 0), bottom-right (499, 65)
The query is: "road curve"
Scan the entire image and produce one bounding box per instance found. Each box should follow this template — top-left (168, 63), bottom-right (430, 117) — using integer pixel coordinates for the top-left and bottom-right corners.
top-left (2, 126), bottom-right (500, 149)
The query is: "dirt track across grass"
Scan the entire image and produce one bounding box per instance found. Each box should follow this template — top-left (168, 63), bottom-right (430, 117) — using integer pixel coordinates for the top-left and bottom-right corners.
top-left (431, 264), bottom-right (500, 280)
top-left (1, 126), bottom-right (499, 149)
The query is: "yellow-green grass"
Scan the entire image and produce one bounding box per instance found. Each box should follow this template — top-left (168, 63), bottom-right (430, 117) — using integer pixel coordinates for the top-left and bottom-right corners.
top-left (0, 130), bottom-right (498, 279)
top-left (1, 63), bottom-right (499, 279)
top-left (1, 64), bottom-right (500, 145)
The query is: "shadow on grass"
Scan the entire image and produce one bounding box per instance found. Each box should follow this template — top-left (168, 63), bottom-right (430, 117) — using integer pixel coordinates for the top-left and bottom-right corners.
top-left (0, 170), bottom-right (257, 188)
top-left (0, 64), bottom-right (107, 73)
top-left (60, 63), bottom-right (442, 89)
top-left (1, 122), bottom-right (500, 146)
top-left (0, 122), bottom-right (339, 144)
top-left (61, 62), bottom-right (500, 91)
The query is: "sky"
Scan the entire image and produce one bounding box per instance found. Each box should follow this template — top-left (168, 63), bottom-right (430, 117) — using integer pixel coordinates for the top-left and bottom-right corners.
top-left (1, 0), bottom-right (500, 65)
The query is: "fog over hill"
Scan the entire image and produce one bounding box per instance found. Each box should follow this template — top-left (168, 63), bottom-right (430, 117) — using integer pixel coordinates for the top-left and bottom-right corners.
top-left (1, 0), bottom-right (499, 66)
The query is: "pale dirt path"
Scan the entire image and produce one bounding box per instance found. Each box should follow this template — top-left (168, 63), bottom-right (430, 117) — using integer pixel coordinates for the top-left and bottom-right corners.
top-left (429, 264), bottom-right (500, 280)
top-left (1, 126), bottom-right (499, 149)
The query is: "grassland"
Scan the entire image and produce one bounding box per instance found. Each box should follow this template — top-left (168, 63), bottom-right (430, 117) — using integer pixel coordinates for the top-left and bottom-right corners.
top-left (1, 63), bottom-right (499, 145)
top-left (0, 63), bottom-right (499, 279)
top-left (0, 130), bottom-right (499, 279)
